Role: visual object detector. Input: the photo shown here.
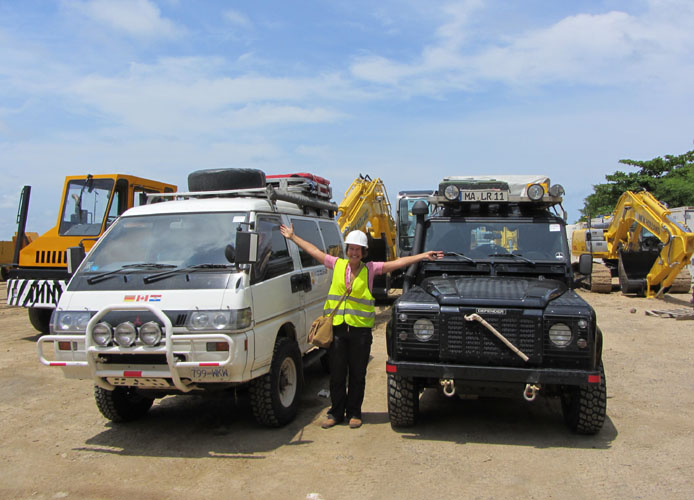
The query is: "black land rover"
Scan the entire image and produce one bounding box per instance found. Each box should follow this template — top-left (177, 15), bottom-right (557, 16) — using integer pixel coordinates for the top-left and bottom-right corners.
top-left (386, 176), bottom-right (606, 434)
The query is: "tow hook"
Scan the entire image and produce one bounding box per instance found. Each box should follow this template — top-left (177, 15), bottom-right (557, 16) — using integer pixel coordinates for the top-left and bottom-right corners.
top-left (440, 379), bottom-right (456, 397)
top-left (523, 384), bottom-right (541, 402)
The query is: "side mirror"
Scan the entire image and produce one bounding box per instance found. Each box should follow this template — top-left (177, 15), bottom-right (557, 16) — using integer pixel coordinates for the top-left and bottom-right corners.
top-left (578, 253), bottom-right (593, 276)
top-left (67, 246), bottom-right (86, 275)
top-left (228, 231), bottom-right (259, 264)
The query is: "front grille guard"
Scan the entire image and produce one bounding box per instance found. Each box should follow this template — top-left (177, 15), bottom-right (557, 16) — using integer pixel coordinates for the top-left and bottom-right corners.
top-left (38, 303), bottom-right (235, 393)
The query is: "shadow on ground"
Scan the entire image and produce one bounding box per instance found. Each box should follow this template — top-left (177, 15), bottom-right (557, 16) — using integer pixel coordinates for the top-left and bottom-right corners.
top-left (74, 362), bottom-right (332, 459)
top-left (381, 388), bottom-right (617, 450)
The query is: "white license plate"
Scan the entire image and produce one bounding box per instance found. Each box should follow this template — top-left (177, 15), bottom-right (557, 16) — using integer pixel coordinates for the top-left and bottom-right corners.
top-left (108, 377), bottom-right (171, 388)
top-left (459, 190), bottom-right (508, 202)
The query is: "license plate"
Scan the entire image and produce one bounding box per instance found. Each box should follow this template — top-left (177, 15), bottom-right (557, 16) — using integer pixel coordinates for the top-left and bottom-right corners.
top-left (459, 190), bottom-right (508, 202)
top-left (108, 377), bottom-right (171, 388)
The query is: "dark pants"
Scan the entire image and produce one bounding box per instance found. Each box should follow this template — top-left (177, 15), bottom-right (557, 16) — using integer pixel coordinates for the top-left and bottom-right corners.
top-left (327, 323), bottom-right (373, 421)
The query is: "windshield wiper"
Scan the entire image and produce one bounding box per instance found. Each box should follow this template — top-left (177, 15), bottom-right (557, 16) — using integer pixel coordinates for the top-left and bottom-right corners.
top-left (443, 251), bottom-right (476, 264)
top-left (143, 263), bottom-right (235, 284)
top-left (87, 263), bottom-right (176, 284)
top-left (488, 253), bottom-right (536, 266)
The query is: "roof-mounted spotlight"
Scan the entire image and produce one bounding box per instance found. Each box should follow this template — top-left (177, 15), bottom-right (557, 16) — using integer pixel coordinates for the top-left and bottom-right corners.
top-left (527, 183), bottom-right (545, 201)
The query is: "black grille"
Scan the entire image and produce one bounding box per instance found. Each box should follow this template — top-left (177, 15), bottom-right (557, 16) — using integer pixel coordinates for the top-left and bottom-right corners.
top-left (35, 250), bottom-right (65, 265)
top-left (441, 309), bottom-right (542, 366)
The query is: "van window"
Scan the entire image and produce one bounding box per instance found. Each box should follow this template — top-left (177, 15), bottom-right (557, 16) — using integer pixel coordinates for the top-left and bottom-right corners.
top-left (319, 221), bottom-right (344, 258)
top-left (291, 218), bottom-right (323, 267)
top-left (253, 215), bottom-right (294, 283)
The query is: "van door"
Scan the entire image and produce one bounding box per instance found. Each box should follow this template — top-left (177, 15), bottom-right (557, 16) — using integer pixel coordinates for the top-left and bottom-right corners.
top-left (289, 218), bottom-right (336, 349)
top-left (249, 214), bottom-right (301, 371)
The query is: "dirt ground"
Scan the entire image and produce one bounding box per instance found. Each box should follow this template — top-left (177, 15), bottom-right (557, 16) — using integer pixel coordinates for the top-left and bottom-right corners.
top-left (1, 282), bottom-right (693, 500)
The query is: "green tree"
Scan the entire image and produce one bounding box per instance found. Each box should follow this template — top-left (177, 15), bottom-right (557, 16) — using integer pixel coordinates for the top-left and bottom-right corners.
top-left (581, 149), bottom-right (694, 220)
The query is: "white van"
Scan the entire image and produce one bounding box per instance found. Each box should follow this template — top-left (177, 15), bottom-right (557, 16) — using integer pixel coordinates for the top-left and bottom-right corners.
top-left (37, 169), bottom-right (344, 427)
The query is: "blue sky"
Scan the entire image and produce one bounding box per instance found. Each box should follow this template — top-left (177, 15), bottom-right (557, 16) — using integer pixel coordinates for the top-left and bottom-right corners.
top-left (1, 0), bottom-right (693, 240)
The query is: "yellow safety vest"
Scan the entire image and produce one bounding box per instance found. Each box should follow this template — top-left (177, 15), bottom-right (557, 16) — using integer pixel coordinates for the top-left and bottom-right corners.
top-left (324, 259), bottom-right (375, 328)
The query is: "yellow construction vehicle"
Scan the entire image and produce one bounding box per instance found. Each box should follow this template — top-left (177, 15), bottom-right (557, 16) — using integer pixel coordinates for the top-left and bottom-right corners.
top-left (6, 174), bottom-right (177, 332)
top-left (572, 191), bottom-right (694, 297)
top-left (337, 174), bottom-right (397, 298)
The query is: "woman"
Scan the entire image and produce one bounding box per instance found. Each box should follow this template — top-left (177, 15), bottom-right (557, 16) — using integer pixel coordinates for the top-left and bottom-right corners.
top-left (280, 224), bottom-right (443, 429)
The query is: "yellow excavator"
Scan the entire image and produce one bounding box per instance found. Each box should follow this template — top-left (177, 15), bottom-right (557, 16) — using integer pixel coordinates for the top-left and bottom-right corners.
top-left (572, 190), bottom-right (694, 297)
top-left (337, 174), bottom-right (397, 299)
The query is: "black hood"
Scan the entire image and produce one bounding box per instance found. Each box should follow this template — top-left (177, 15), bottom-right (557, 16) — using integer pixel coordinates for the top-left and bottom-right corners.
top-left (424, 276), bottom-right (567, 308)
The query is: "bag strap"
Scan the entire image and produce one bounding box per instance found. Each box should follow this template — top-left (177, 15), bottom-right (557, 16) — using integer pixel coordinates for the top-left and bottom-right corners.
top-left (327, 262), bottom-right (364, 318)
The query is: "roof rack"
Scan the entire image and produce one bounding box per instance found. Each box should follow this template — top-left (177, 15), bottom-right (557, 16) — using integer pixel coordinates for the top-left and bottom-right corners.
top-left (266, 173), bottom-right (332, 200)
top-left (146, 185), bottom-right (338, 216)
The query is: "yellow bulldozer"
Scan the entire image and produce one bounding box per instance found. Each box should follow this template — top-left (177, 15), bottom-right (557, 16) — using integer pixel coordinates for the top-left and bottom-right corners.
top-left (572, 190), bottom-right (694, 297)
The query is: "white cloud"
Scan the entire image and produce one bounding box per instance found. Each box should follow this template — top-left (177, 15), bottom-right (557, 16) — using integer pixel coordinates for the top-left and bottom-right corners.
top-left (62, 57), bottom-right (352, 135)
top-left (350, 0), bottom-right (694, 94)
top-left (63, 0), bottom-right (183, 38)
top-left (224, 9), bottom-right (252, 29)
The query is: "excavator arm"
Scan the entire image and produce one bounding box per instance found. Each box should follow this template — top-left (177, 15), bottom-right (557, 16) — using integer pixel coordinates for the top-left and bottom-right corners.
top-left (337, 175), bottom-right (397, 261)
top-left (604, 191), bottom-right (694, 297)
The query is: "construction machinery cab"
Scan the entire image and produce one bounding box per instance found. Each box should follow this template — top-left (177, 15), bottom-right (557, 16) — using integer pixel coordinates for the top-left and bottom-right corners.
top-left (7, 174), bottom-right (177, 333)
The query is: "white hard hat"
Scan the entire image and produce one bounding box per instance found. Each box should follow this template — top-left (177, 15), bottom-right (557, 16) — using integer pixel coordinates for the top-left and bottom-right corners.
top-left (345, 230), bottom-right (368, 248)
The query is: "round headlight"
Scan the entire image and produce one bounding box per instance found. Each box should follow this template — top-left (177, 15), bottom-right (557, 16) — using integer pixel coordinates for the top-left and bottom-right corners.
top-left (114, 321), bottom-right (137, 347)
top-left (413, 318), bottom-right (435, 342)
top-left (549, 323), bottom-right (572, 347)
top-left (58, 313), bottom-right (76, 331)
top-left (443, 185), bottom-right (460, 201)
top-left (212, 313), bottom-right (230, 330)
top-left (139, 321), bottom-right (162, 346)
top-left (527, 183), bottom-right (545, 201)
top-left (92, 322), bottom-right (113, 346)
top-left (190, 312), bottom-right (210, 330)
top-left (549, 184), bottom-right (565, 197)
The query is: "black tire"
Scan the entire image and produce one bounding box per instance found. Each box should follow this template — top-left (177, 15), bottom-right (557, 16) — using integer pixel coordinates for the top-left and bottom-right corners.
top-left (187, 168), bottom-right (266, 192)
top-left (28, 308), bottom-right (52, 334)
top-left (387, 373), bottom-right (419, 427)
top-left (561, 363), bottom-right (607, 435)
top-left (94, 386), bottom-right (154, 422)
top-left (249, 338), bottom-right (303, 427)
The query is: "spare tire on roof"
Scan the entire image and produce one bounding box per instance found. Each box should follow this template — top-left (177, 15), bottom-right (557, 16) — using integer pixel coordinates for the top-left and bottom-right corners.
top-left (187, 168), bottom-right (266, 192)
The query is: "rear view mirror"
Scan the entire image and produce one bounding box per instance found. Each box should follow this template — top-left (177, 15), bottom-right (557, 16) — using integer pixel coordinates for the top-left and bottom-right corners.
top-left (67, 246), bottom-right (86, 274)
top-left (229, 231), bottom-right (259, 264)
top-left (578, 253), bottom-right (593, 276)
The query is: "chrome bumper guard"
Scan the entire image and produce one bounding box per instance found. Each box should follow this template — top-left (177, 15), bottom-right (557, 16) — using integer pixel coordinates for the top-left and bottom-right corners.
top-left (38, 303), bottom-right (235, 393)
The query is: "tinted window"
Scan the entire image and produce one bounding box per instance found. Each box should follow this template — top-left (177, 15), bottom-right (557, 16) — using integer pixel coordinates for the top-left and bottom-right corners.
top-left (291, 218), bottom-right (323, 267)
top-left (319, 221), bottom-right (344, 258)
top-left (425, 220), bottom-right (565, 260)
top-left (83, 212), bottom-right (245, 272)
top-left (253, 216), bottom-right (294, 283)
top-left (59, 178), bottom-right (115, 236)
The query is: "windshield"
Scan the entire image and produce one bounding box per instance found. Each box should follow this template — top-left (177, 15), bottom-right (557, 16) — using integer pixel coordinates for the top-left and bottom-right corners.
top-left (59, 178), bottom-right (115, 236)
top-left (424, 220), bottom-right (567, 261)
top-left (82, 212), bottom-right (247, 273)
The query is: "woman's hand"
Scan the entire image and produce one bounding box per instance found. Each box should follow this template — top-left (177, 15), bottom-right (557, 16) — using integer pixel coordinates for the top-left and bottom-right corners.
top-left (423, 250), bottom-right (444, 261)
top-left (279, 224), bottom-right (294, 240)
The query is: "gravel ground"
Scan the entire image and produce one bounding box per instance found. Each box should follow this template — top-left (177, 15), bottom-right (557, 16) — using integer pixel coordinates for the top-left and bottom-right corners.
top-left (1, 282), bottom-right (693, 500)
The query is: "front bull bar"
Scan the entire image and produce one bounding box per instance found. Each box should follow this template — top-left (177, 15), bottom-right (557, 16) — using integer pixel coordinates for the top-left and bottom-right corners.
top-left (37, 303), bottom-right (235, 393)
